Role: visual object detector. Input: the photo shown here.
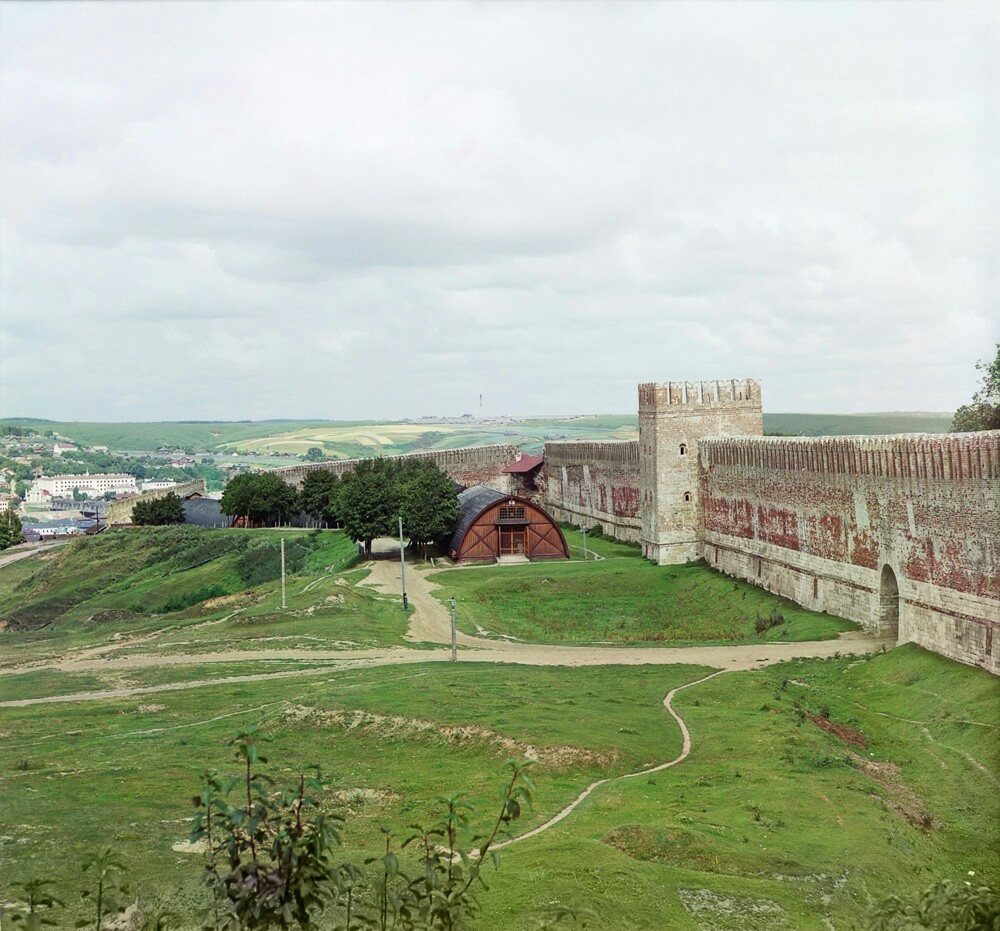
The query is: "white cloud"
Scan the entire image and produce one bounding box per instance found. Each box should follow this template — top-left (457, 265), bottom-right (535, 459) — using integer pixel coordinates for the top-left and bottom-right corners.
top-left (1, 1), bottom-right (997, 420)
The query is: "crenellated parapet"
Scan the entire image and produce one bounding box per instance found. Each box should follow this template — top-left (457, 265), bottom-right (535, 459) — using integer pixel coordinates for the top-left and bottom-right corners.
top-left (543, 440), bottom-right (639, 468)
top-left (700, 432), bottom-right (1000, 482)
top-left (526, 376), bottom-right (998, 673)
top-left (639, 379), bottom-right (760, 412)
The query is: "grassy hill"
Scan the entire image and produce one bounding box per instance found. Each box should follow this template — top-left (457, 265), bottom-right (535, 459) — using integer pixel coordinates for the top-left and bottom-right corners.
top-left (0, 527), bottom-right (359, 633)
top-left (0, 527), bottom-right (996, 928)
top-left (763, 411), bottom-right (953, 436)
top-left (0, 649), bottom-right (995, 928)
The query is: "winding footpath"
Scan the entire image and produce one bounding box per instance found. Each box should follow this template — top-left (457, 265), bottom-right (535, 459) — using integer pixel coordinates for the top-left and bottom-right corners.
top-left (496, 669), bottom-right (726, 848)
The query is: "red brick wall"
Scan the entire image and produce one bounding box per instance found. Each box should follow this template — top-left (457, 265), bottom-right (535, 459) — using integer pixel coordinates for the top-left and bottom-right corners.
top-left (700, 433), bottom-right (1000, 673)
top-left (542, 441), bottom-right (641, 541)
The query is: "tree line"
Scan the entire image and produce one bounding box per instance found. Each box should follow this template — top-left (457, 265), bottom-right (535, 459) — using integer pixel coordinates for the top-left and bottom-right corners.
top-left (951, 344), bottom-right (1000, 432)
top-left (219, 459), bottom-right (460, 556)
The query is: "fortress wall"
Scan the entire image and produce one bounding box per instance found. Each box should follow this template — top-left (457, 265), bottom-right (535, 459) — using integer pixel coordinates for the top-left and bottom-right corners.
top-left (107, 479), bottom-right (207, 525)
top-left (699, 432), bottom-right (1000, 673)
top-left (542, 441), bottom-right (641, 541)
top-left (271, 444), bottom-right (520, 493)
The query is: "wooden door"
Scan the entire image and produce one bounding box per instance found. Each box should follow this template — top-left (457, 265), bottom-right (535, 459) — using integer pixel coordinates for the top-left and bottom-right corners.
top-left (499, 527), bottom-right (525, 555)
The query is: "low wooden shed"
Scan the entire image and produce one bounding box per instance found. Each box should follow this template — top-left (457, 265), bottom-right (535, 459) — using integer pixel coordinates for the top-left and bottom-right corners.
top-left (448, 485), bottom-right (569, 563)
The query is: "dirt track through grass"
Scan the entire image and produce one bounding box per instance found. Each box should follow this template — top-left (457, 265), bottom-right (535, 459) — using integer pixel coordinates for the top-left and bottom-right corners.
top-left (496, 669), bottom-right (726, 849)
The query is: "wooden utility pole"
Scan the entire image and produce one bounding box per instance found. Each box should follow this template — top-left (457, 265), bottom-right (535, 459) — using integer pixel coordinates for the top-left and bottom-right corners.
top-left (399, 516), bottom-right (408, 610)
top-left (280, 537), bottom-right (286, 609)
top-left (450, 597), bottom-right (457, 661)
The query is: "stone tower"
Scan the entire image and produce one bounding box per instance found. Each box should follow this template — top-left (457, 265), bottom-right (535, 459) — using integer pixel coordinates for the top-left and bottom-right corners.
top-left (638, 379), bottom-right (763, 564)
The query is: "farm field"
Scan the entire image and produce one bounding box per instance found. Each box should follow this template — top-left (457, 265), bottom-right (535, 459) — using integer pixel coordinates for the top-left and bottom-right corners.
top-left (435, 530), bottom-right (857, 645)
top-left (2, 411), bottom-right (952, 459)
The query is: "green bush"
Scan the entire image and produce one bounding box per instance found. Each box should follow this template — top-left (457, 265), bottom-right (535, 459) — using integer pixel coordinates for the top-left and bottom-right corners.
top-left (154, 584), bottom-right (230, 614)
top-left (235, 539), bottom-right (312, 587)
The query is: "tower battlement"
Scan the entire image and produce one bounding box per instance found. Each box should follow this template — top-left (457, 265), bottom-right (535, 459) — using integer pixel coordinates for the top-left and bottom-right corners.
top-left (638, 379), bottom-right (760, 412)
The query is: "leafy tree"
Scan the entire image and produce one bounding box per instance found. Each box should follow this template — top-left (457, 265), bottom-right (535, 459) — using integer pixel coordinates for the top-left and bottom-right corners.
top-left (72, 486), bottom-right (87, 502)
top-left (191, 727), bottom-right (533, 930)
top-left (132, 493), bottom-right (185, 526)
top-left (299, 470), bottom-right (341, 527)
top-left (0, 510), bottom-right (24, 549)
top-left (1, 733), bottom-right (537, 931)
top-left (951, 344), bottom-right (1000, 432)
top-left (220, 473), bottom-right (299, 527)
top-left (304, 447), bottom-right (326, 462)
top-left (339, 461), bottom-right (397, 556)
top-left (398, 461), bottom-right (459, 554)
top-left (866, 878), bottom-right (1000, 930)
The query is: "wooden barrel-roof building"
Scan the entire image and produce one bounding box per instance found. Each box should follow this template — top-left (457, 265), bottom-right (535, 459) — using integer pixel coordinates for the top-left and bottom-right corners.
top-left (448, 485), bottom-right (569, 563)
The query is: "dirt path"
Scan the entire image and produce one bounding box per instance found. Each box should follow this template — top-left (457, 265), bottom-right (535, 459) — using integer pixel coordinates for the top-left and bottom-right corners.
top-left (497, 670), bottom-right (726, 848)
top-left (0, 541), bottom-right (69, 570)
top-left (360, 558), bottom-right (486, 647)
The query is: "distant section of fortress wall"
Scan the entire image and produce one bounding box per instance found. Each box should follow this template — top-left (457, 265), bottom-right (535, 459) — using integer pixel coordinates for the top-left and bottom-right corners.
top-left (699, 433), bottom-right (1000, 674)
top-left (542, 441), bottom-right (641, 542)
top-left (107, 479), bottom-right (207, 525)
top-left (271, 444), bottom-right (520, 493)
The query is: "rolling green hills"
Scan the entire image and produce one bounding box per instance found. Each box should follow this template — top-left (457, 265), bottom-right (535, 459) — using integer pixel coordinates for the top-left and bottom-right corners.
top-left (1, 411), bottom-right (953, 459)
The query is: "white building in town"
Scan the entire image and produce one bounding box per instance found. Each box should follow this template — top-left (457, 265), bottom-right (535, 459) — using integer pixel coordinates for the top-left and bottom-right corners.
top-left (26, 473), bottom-right (137, 503)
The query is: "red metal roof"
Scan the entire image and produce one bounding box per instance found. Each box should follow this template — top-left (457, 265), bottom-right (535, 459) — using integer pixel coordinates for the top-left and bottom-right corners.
top-left (502, 455), bottom-right (544, 474)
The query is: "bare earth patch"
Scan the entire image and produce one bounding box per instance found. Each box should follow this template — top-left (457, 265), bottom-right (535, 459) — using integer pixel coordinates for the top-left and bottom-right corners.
top-left (171, 838), bottom-right (207, 855)
top-left (202, 592), bottom-right (265, 610)
top-left (678, 888), bottom-right (788, 930)
top-left (807, 715), bottom-right (868, 748)
top-left (850, 752), bottom-right (939, 831)
top-left (282, 704), bottom-right (619, 769)
top-left (329, 787), bottom-right (401, 808)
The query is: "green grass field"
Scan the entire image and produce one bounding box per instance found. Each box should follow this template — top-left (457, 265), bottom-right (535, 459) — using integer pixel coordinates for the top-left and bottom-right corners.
top-left (434, 531), bottom-right (856, 645)
top-left (1, 526), bottom-right (995, 928)
top-left (1, 648), bottom-right (996, 929)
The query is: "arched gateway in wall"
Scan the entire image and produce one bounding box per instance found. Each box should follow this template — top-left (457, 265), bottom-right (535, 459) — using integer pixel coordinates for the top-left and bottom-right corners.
top-left (449, 485), bottom-right (569, 563)
top-left (879, 565), bottom-right (900, 636)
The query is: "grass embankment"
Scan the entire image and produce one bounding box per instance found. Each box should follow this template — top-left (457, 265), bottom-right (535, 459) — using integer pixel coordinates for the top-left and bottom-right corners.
top-left (0, 663), bottom-right (710, 924)
top-left (479, 645), bottom-right (1000, 928)
top-left (0, 528), bottom-right (419, 675)
top-left (0, 526), bottom-right (359, 627)
top-left (435, 530), bottom-right (855, 645)
top-left (1, 647), bottom-right (996, 928)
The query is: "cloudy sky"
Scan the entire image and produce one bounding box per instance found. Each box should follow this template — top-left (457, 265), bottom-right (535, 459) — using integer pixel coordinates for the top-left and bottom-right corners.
top-left (1, 2), bottom-right (996, 421)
